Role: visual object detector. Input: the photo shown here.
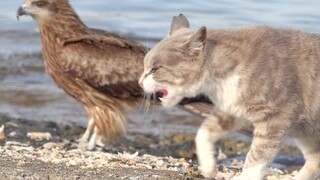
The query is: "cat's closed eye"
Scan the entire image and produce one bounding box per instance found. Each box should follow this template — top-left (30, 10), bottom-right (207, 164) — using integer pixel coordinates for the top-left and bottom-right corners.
top-left (149, 66), bottom-right (160, 74)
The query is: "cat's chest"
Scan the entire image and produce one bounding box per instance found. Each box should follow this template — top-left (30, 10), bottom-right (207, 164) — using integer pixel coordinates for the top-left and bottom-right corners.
top-left (205, 75), bottom-right (244, 117)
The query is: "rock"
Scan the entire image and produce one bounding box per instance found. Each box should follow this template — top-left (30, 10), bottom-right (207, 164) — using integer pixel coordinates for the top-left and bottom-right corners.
top-left (16, 160), bottom-right (26, 167)
top-left (43, 142), bottom-right (60, 150)
top-left (8, 131), bottom-right (17, 137)
top-left (10, 145), bottom-right (35, 152)
top-left (118, 151), bottom-right (139, 160)
top-left (127, 159), bottom-right (137, 165)
top-left (5, 141), bottom-right (30, 147)
top-left (27, 132), bottom-right (52, 141)
top-left (68, 160), bottom-right (78, 166)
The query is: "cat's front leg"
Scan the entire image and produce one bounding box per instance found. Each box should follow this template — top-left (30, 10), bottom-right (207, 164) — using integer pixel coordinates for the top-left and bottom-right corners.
top-left (196, 111), bottom-right (247, 178)
top-left (233, 117), bottom-right (289, 180)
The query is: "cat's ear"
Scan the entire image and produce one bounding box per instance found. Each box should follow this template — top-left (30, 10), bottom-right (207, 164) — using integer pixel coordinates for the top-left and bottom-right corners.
top-left (188, 26), bottom-right (207, 54)
top-left (169, 14), bottom-right (190, 36)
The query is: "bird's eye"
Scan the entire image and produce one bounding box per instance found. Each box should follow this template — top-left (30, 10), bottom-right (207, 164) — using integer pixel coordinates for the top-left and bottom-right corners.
top-left (35, 1), bottom-right (48, 7)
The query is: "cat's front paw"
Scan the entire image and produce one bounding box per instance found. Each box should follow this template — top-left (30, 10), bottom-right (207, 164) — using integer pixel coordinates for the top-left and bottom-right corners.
top-left (232, 172), bottom-right (265, 180)
top-left (199, 165), bottom-right (217, 179)
top-left (232, 175), bottom-right (247, 180)
top-left (281, 175), bottom-right (295, 180)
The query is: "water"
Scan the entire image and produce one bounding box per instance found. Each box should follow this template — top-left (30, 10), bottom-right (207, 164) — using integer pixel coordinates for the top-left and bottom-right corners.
top-left (0, 0), bottom-right (320, 134)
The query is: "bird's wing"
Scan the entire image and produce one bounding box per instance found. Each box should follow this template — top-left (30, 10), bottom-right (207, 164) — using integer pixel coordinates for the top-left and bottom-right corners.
top-left (179, 95), bottom-right (213, 117)
top-left (59, 30), bottom-right (148, 99)
top-left (179, 97), bottom-right (253, 137)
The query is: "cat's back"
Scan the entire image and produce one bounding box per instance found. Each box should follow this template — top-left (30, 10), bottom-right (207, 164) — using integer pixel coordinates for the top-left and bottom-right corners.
top-left (207, 25), bottom-right (320, 75)
top-left (208, 25), bottom-right (320, 49)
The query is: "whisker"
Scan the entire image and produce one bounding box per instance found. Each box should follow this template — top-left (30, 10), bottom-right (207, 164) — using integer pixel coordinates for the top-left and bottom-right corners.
top-left (147, 92), bottom-right (159, 122)
top-left (138, 91), bottom-right (159, 131)
top-left (141, 93), bottom-right (152, 121)
top-left (138, 94), bottom-right (147, 112)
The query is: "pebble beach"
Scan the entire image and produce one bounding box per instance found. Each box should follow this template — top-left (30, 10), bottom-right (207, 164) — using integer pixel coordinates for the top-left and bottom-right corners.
top-left (0, 115), bottom-right (306, 179)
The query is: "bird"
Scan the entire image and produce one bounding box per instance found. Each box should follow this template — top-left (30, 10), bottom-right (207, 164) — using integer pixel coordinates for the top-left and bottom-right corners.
top-left (16, 0), bottom-right (251, 150)
top-left (16, 0), bottom-right (149, 149)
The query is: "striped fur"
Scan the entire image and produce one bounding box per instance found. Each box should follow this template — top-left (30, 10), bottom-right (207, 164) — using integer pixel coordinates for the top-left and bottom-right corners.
top-left (140, 14), bottom-right (320, 179)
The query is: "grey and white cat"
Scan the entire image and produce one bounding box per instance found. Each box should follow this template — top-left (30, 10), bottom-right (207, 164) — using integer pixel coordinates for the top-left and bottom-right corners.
top-left (139, 14), bottom-right (320, 180)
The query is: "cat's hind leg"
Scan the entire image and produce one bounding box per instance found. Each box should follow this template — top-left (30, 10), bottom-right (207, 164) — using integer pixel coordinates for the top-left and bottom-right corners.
top-left (293, 137), bottom-right (320, 180)
top-left (195, 111), bottom-right (248, 178)
top-left (234, 111), bottom-right (292, 180)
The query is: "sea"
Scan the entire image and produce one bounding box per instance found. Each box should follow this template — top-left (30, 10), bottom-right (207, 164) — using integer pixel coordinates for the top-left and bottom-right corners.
top-left (0, 0), bottom-right (320, 134)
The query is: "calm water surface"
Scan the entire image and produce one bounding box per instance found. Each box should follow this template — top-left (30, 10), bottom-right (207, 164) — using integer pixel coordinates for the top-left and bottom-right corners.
top-left (0, 0), bottom-right (320, 134)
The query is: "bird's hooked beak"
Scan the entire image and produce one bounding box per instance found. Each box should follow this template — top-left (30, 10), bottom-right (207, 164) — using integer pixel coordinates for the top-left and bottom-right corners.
top-left (16, 6), bottom-right (27, 20)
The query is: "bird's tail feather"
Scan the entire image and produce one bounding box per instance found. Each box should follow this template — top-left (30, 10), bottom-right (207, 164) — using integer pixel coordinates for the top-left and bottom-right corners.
top-left (86, 104), bottom-right (127, 140)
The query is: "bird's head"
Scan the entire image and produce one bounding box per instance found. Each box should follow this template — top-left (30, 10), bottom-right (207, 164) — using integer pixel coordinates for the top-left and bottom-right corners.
top-left (16, 0), bottom-right (64, 21)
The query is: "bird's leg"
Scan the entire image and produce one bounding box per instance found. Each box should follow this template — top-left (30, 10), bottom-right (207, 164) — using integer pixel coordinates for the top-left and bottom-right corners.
top-left (95, 134), bottom-right (106, 147)
top-left (78, 118), bottom-right (94, 142)
top-left (88, 126), bottom-right (106, 150)
top-left (88, 127), bottom-right (98, 150)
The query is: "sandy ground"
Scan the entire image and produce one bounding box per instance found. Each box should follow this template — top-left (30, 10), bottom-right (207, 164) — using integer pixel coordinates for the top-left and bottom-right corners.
top-left (0, 156), bottom-right (196, 180)
top-left (0, 114), bottom-right (305, 180)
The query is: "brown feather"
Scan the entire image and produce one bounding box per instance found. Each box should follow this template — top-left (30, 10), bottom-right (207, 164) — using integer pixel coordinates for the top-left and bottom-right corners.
top-left (35, 0), bottom-right (147, 139)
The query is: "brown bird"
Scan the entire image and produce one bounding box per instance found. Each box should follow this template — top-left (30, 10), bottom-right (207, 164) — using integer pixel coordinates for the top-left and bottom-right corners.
top-left (16, 0), bottom-right (250, 149)
top-left (16, 0), bottom-right (149, 149)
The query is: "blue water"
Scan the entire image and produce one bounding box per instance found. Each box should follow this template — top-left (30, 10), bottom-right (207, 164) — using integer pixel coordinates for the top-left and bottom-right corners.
top-left (0, 0), bottom-right (319, 133)
top-left (2, 0), bottom-right (320, 37)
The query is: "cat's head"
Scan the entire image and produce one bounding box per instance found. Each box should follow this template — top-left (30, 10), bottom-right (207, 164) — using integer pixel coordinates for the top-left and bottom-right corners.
top-left (139, 14), bottom-right (207, 107)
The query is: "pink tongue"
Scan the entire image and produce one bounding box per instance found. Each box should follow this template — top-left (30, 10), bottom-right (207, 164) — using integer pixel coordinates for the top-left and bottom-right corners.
top-left (157, 89), bottom-right (168, 97)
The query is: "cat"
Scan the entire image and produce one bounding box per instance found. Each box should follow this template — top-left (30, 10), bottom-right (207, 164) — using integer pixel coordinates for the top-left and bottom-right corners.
top-left (139, 14), bottom-right (320, 180)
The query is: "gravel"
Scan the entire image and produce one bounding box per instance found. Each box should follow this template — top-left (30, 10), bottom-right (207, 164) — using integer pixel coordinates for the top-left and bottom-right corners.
top-left (0, 115), bottom-right (304, 179)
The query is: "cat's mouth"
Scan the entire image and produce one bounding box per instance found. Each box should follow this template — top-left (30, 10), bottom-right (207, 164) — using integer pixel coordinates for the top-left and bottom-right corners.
top-left (155, 89), bottom-right (168, 98)
top-left (155, 88), bottom-right (181, 107)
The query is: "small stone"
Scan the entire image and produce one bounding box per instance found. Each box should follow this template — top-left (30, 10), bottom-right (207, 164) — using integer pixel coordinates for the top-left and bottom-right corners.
top-left (11, 145), bottom-right (35, 152)
top-left (167, 156), bottom-right (175, 163)
top-left (8, 131), bottom-right (17, 137)
top-left (5, 141), bottom-right (30, 147)
top-left (17, 160), bottom-right (26, 167)
top-left (156, 160), bottom-right (165, 167)
top-left (178, 158), bottom-right (186, 164)
top-left (43, 142), bottom-right (59, 149)
top-left (217, 164), bottom-right (225, 172)
top-left (231, 159), bottom-right (239, 166)
top-left (72, 176), bottom-right (80, 180)
top-left (27, 132), bottom-right (52, 141)
top-left (127, 159), bottom-right (137, 165)
top-left (118, 151), bottom-right (139, 160)
top-left (68, 160), bottom-right (78, 166)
